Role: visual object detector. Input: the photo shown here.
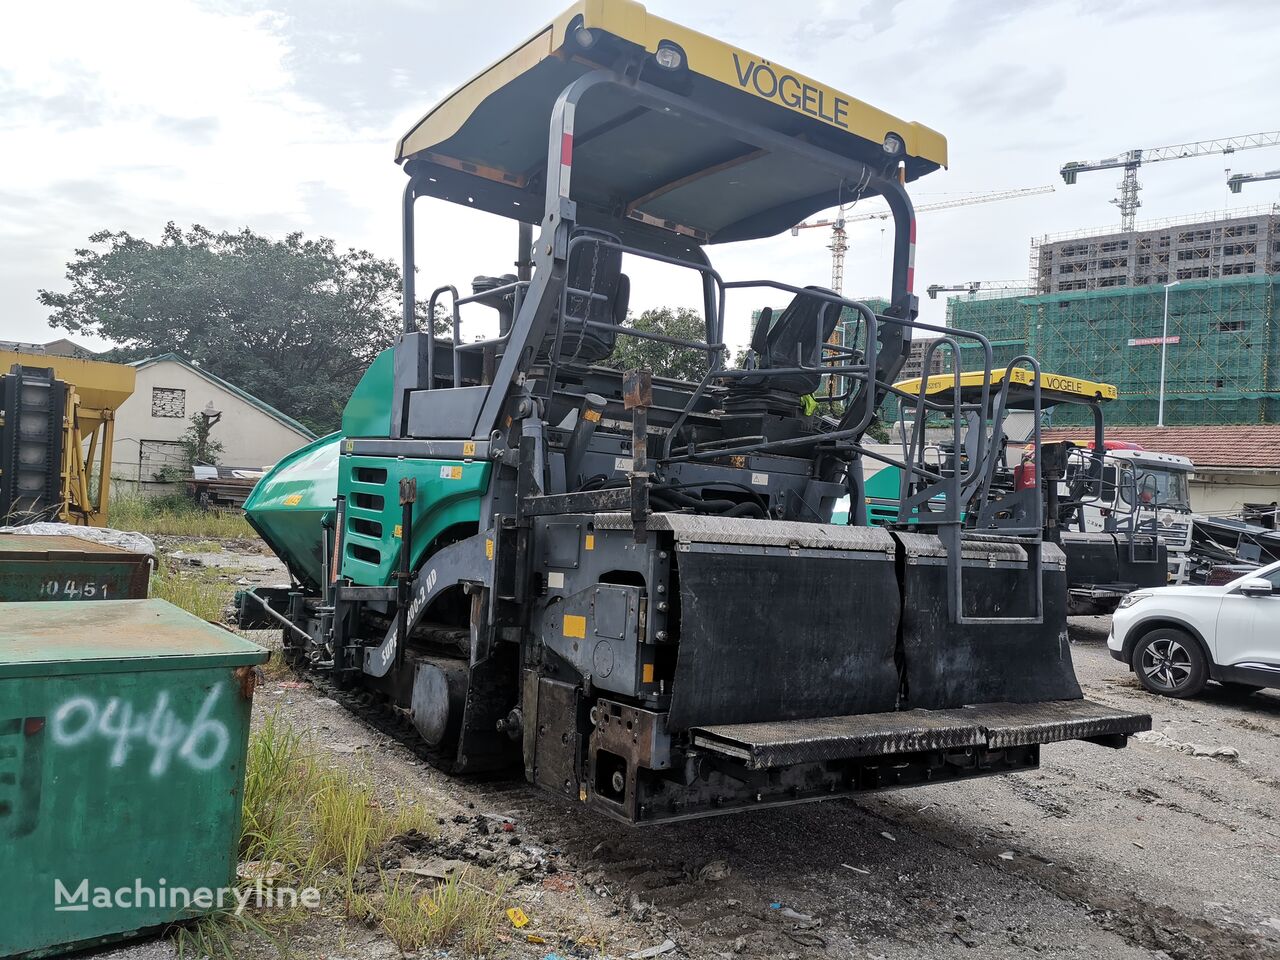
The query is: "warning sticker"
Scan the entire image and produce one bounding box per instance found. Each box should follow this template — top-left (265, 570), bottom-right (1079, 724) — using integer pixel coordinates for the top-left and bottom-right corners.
top-left (751, 472), bottom-right (769, 487)
top-left (439, 465), bottom-right (463, 480)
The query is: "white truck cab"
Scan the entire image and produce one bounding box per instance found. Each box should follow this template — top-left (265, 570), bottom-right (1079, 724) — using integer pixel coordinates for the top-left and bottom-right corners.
top-left (1066, 445), bottom-right (1195, 581)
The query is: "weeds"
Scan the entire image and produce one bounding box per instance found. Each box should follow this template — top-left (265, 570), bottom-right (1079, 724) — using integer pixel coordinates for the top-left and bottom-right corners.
top-left (260, 650), bottom-right (297, 682)
top-left (240, 713), bottom-right (323, 886)
top-left (111, 491), bottom-right (256, 539)
top-left (173, 910), bottom-right (286, 960)
top-left (240, 714), bottom-right (436, 894)
top-left (353, 871), bottom-right (506, 956)
top-left (313, 777), bottom-right (384, 890)
top-left (172, 713), bottom-right (466, 955)
top-left (150, 559), bottom-right (233, 622)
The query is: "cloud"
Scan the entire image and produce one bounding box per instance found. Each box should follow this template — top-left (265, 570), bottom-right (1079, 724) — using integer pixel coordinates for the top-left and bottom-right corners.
top-left (2, 0), bottom-right (1280, 352)
top-left (950, 63), bottom-right (1067, 120)
top-left (153, 114), bottom-right (221, 144)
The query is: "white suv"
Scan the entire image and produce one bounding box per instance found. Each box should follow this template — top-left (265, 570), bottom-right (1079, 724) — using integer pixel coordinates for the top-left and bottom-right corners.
top-left (1109, 559), bottom-right (1280, 698)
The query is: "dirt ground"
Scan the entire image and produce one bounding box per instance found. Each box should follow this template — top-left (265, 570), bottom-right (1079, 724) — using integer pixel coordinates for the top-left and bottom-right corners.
top-left (101, 542), bottom-right (1280, 960)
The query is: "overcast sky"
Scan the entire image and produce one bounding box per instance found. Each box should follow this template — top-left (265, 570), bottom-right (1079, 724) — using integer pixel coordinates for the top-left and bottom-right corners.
top-left (2, 0), bottom-right (1277, 355)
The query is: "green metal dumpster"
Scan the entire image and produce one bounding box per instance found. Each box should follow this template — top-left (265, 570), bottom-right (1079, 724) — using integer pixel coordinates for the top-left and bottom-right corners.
top-left (0, 599), bottom-right (268, 958)
top-left (0, 534), bottom-right (151, 601)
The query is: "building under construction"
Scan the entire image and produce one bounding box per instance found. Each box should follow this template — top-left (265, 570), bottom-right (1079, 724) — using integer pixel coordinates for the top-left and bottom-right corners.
top-left (1032, 206), bottom-right (1280, 294)
top-left (946, 223), bottom-right (1280, 426)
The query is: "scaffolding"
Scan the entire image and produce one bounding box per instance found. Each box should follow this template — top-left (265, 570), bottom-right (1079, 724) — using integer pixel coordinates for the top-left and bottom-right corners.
top-left (947, 275), bottom-right (1280, 427)
top-left (1029, 205), bottom-right (1280, 295)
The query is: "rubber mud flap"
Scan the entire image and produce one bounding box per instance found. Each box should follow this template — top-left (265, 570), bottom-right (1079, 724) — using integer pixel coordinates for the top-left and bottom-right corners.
top-left (668, 547), bottom-right (899, 729)
top-left (895, 533), bottom-right (1082, 709)
top-left (1061, 532), bottom-right (1124, 588)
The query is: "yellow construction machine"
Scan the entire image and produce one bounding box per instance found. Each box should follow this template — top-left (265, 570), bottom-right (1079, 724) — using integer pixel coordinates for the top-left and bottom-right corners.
top-left (0, 349), bottom-right (135, 526)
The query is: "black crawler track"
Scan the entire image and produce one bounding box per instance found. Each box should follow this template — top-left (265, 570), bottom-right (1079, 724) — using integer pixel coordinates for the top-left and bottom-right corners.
top-left (279, 633), bottom-right (464, 774)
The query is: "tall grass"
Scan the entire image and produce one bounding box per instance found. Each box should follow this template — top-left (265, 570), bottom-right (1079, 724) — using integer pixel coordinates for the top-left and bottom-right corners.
top-left (241, 714), bottom-right (437, 894)
top-left (110, 491), bottom-right (256, 539)
top-left (150, 559), bottom-right (234, 622)
top-left (184, 713), bottom-right (457, 957)
top-left (353, 872), bottom-right (507, 956)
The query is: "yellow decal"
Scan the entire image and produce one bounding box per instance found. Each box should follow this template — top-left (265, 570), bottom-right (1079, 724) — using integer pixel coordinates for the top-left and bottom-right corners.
top-left (463, 441), bottom-right (476, 456)
top-left (439, 465), bottom-right (463, 480)
top-left (485, 538), bottom-right (494, 560)
top-left (563, 614), bottom-right (587, 639)
top-left (583, 408), bottom-right (602, 423)
top-left (282, 493), bottom-right (302, 506)
top-left (344, 439), bottom-right (354, 452)
top-left (584, 534), bottom-right (595, 551)
top-left (642, 663), bottom-right (655, 684)
top-left (393, 524), bottom-right (403, 539)
top-left (506, 907), bottom-right (529, 929)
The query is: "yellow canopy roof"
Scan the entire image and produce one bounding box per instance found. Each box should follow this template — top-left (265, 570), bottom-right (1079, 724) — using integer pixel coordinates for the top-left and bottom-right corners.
top-left (396, 0), bottom-right (946, 246)
top-left (894, 368), bottom-right (1118, 410)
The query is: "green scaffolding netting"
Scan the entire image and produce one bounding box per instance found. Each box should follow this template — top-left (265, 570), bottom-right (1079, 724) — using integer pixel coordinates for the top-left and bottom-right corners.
top-left (943, 275), bottom-right (1280, 427)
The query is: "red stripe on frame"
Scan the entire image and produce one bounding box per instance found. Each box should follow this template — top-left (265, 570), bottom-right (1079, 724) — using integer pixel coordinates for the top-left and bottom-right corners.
top-left (906, 267), bottom-right (915, 294)
top-left (561, 133), bottom-right (574, 167)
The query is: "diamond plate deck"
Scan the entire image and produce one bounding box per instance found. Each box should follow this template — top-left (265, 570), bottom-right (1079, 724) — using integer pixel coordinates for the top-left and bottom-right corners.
top-left (592, 512), bottom-right (895, 553)
top-left (959, 699), bottom-right (1152, 748)
top-left (690, 698), bottom-right (1151, 769)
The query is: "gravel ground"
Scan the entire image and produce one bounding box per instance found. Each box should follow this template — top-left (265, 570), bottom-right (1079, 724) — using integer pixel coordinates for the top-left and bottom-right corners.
top-left (95, 551), bottom-right (1280, 960)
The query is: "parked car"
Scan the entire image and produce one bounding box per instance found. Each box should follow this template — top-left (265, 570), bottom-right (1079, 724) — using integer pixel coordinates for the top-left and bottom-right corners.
top-left (1109, 559), bottom-right (1280, 698)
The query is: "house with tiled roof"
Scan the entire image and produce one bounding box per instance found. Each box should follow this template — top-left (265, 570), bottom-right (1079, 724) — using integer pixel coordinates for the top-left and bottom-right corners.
top-left (110, 353), bottom-right (316, 490)
top-left (1041, 425), bottom-right (1280, 515)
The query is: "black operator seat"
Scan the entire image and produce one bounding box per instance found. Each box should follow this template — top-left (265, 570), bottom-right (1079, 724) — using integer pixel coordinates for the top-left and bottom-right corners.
top-left (539, 228), bottom-right (630, 365)
top-left (724, 286), bottom-right (841, 415)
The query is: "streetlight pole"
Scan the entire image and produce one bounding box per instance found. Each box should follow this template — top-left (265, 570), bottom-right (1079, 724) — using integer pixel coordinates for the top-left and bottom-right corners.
top-left (1158, 280), bottom-right (1180, 427)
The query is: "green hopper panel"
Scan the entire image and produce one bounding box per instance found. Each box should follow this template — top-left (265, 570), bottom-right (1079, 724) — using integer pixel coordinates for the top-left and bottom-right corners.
top-left (0, 534), bottom-right (150, 602)
top-left (341, 347), bottom-right (394, 439)
top-left (0, 599), bottom-right (268, 958)
top-left (243, 432), bottom-right (341, 590)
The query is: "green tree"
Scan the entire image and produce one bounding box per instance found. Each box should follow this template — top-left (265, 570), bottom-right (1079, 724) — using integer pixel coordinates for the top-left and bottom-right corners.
top-left (157, 412), bottom-right (226, 482)
top-left (40, 223), bottom-right (413, 433)
top-left (611, 306), bottom-right (713, 382)
top-left (179, 412), bottom-right (225, 467)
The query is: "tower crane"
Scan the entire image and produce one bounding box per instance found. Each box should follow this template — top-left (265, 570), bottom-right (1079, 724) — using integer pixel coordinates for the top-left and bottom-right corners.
top-left (1228, 169), bottom-right (1280, 194)
top-left (925, 280), bottom-right (1029, 300)
top-left (1060, 131), bottom-right (1280, 231)
top-left (790, 184), bottom-right (1055, 295)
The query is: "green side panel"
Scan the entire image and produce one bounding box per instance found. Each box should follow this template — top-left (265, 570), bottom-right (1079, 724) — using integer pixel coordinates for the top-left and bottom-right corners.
top-left (832, 466), bottom-right (903, 525)
top-left (0, 599), bottom-right (266, 958)
top-left (864, 465), bottom-right (904, 524)
top-left (342, 347), bottom-right (395, 438)
top-left (338, 455), bottom-right (491, 586)
top-left (243, 432), bottom-right (342, 589)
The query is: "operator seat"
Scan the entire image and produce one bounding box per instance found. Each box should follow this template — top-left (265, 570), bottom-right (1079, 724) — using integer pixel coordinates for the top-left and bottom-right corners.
top-left (539, 228), bottom-right (630, 365)
top-left (724, 286), bottom-right (841, 416)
